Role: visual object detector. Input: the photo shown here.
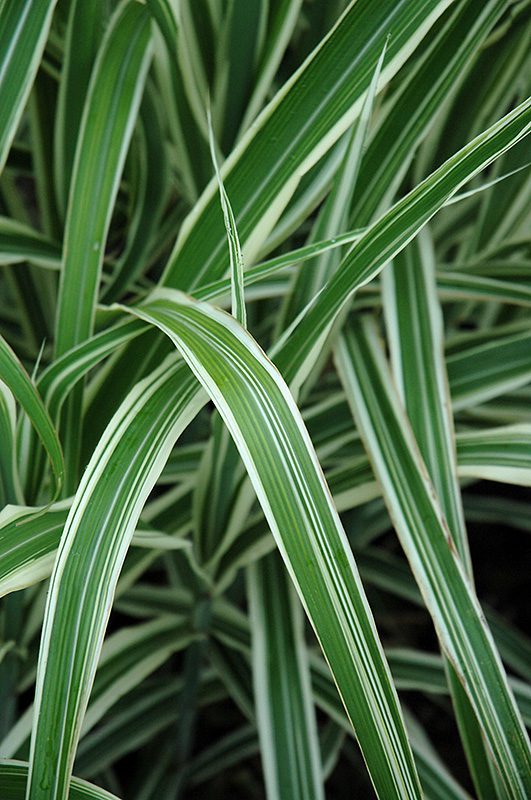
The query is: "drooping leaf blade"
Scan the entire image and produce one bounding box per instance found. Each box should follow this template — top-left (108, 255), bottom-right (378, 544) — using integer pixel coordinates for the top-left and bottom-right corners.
top-left (125, 289), bottom-right (423, 800)
top-left (0, 335), bottom-right (63, 500)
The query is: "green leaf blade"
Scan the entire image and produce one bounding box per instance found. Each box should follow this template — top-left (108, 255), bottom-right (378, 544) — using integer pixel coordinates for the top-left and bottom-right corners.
top-left (127, 290), bottom-right (423, 800)
top-left (0, 0), bottom-right (58, 175)
top-left (335, 317), bottom-right (531, 799)
top-left (54, 2), bottom-right (153, 356)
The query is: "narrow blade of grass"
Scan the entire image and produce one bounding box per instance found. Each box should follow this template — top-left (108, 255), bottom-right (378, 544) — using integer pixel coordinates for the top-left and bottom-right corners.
top-left (248, 552), bottom-right (324, 799)
top-left (207, 109), bottom-right (246, 327)
top-left (0, 0), bottom-right (58, 174)
top-left (54, 0), bottom-right (152, 489)
top-left (0, 761), bottom-right (119, 800)
top-left (26, 358), bottom-right (205, 799)
top-left (0, 335), bottom-right (63, 501)
top-left (126, 289), bottom-right (423, 799)
top-left (162, 0), bottom-right (452, 289)
top-left (53, 0), bottom-right (106, 217)
top-left (382, 230), bottom-right (499, 797)
top-left (335, 316), bottom-right (531, 798)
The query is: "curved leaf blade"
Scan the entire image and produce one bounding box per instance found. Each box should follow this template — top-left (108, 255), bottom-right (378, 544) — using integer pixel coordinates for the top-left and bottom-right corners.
top-left (126, 289), bottom-right (423, 800)
top-left (26, 358), bottom-right (205, 800)
top-left (0, 761), bottom-right (119, 800)
top-left (55, 1), bottom-right (152, 356)
top-left (0, 0), bottom-right (58, 175)
top-left (274, 98), bottom-right (531, 391)
top-left (0, 336), bottom-right (63, 500)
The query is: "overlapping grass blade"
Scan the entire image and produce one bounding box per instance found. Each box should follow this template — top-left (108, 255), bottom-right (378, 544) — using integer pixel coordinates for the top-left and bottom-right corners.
top-left (146, 0), bottom-right (211, 200)
top-left (349, 0), bottom-right (507, 226)
top-left (447, 327), bottom-right (531, 410)
top-left (237, 0), bottom-right (303, 136)
top-left (74, 671), bottom-right (224, 777)
top-left (382, 229), bottom-right (499, 797)
top-left (100, 89), bottom-right (169, 303)
top-left (0, 761), bottom-right (118, 800)
top-left (419, 6), bottom-right (530, 173)
top-left (19, 317), bottom-right (144, 502)
top-left (2, 392), bottom-right (503, 600)
top-left (4, 616), bottom-right (192, 761)
top-left (0, 382), bottom-right (22, 506)
top-left (335, 316), bottom-right (531, 798)
top-left (206, 589), bottom-right (531, 730)
top-left (0, 502), bottom-right (189, 598)
top-left (188, 724), bottom-right (258, 788)
top-left (355, 545), bottom-right (531, 688)
top-left (28, 69), bottom-right (61, 239)
top-left (0, 335), bottom-right (63, 500)
top-left (208, 110), bottom-right (246, 327)
top-left (0, 503), bottom-right (68, 596)
top-left (191, 413), bottom-right (246, 567)
top-left (213, 0), bottom-right (267, 151)
top-left (0, 0), bottom-right (58, 175)
top-left (248, 552), bottom-right (324, 799)
top-left (313, 640), bottom-right (527, 800)
top-left (55, 2), bottom-right (152, 355)
top-left (456, 425), bottom-right (531, 486)
top-left (436, 271), bottom-right (531, 307)
top-left (279, 39), bottom-right (386, 330)
top-left (468, 137), bottom-right (530, 257)
top-left (162, 0), bottom-right (452, 290)
top-left (125, 289), bottom-right (423, 799)
top-left (26, 357), bottom-right (205, 800)
top-left (383, 230), bottom-right (471, 571)
top-left (274, 98), bottom-right (531, 391)
top-left (0, 218), bottom-right (61, 269)
top-left (53, 0), bottom-right (106, 217)
top-left (206, 596), bottom-right (472, 800)
top-left (54, 0), bottom-right (152, 490)
top-left (173, 0), bottom-right (211, 142)
top-left (402, 713), bottom-right (473, 800)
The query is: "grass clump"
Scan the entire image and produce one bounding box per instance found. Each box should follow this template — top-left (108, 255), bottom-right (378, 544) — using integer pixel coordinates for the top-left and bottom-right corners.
top-left (0, 1), bottom-right (530, 798)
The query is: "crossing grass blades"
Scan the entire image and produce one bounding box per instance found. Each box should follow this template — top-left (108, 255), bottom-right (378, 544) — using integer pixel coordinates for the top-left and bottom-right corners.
top-left (0, 0), bottom-right (530, 798)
